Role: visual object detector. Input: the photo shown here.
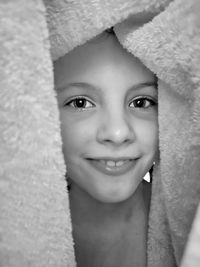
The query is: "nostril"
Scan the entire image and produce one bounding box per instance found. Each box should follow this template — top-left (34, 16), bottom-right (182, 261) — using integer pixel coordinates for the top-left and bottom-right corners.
top-left (96, 124), bottom-right (135, 145)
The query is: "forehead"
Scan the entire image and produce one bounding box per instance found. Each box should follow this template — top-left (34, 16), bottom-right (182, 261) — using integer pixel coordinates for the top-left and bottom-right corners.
top-left (54, 33), bottom-right (155, 90)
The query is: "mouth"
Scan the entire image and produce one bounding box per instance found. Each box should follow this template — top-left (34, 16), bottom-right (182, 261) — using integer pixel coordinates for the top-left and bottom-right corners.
top-left (98, 159), bottom-right (131, 167)
top-left (86, 158), bottom-right (138, 176)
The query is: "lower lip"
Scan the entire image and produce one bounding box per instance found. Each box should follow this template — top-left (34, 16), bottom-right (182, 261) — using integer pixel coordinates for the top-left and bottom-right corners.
top-left (87, 159), bottom-right (138, 176)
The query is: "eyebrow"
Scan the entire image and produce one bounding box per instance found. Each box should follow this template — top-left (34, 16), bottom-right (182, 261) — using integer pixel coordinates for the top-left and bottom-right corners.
top-left (57, 81), bottom-right (157, 93)
top-left (57, 82), bottom-right (101, 93)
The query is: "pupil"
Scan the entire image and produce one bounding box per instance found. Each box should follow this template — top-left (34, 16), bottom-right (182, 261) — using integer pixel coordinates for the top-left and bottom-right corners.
top-left (136, 99), bottom-right (144, 107)
top-left (75, 99), bottom-right (85, 108)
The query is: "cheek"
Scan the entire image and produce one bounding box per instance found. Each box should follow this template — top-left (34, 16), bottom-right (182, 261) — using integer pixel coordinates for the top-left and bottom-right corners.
top-left (135, 118), bottom-right (158, 154)
top-left (60, 112), bottom-right (95, 154)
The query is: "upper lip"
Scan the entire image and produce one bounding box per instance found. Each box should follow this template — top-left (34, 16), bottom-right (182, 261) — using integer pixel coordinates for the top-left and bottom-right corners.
top-left (86, 157), bottom-right (136, 161)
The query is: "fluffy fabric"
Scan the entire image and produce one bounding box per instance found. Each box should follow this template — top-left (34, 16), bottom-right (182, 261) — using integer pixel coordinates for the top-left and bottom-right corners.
top-left (181, 203), bottom-right (200, 267)
top-left (1, 0), bottom-right (200, 266)
top-left (44, 0), bottom-right (172, 60)
top-left (0, 0), bottom-right (75, 266)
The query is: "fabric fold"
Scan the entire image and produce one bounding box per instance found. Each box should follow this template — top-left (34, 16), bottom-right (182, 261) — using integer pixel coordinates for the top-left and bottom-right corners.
top-left (44, 0), bottom-right (172, 60)
top-left (1, 0), bottom-right (200, 266)
top-left (0, 1), bottom-right (75, 266)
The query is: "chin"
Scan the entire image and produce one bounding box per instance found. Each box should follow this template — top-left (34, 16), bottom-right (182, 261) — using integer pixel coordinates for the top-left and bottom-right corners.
top-left (91, 186), bottom-right (138, 204)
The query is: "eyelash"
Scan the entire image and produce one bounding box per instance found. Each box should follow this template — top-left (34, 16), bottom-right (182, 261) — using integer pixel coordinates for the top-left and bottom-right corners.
top-left (129, 97), bottom-right (157, 109)
top-left (64, 96), bottom-right (157, 110)
top-left (65, 96), bottom-right (95, 109)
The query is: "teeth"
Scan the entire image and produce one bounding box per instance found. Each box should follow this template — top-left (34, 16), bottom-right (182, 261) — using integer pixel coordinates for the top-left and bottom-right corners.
top-left (106, 161), bottom-right (116, 167)
top-left (100, 160), bottom-right (128, 167)
top-left (116, 161), bottom-right (125, 167)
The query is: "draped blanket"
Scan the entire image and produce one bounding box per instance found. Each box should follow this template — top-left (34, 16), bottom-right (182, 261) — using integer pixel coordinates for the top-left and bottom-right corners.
top-left (0, 0), bottom-right (200, 266)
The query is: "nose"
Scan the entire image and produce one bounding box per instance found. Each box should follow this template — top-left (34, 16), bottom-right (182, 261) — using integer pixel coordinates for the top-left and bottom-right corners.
top-left (96, 110), bottom-right (136, 146)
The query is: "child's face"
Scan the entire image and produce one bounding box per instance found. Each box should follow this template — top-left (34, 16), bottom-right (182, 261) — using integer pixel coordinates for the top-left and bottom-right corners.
top-left (54, 34), bottom-right (158, 203)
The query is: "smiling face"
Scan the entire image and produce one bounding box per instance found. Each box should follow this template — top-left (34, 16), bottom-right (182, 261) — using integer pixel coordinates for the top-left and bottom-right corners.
top-left (54, 33), bottom-right (158, 203)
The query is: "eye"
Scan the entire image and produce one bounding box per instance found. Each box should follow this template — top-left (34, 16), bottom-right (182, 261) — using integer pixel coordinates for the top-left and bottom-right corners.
top-left (129, 97), bottom-right (157, 109)
top-left (65, 97), bottom-right (95, 109)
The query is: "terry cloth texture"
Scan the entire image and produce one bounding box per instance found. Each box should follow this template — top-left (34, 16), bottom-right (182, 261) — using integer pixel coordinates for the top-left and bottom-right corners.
top-left (44, 0), bottom-right (172, 60)
top-left (0, 0), bottom-right (75, 266)
top-left (181, 203), bottom-right (200, 267)
top-left (1, 0), bottom-right (200, 266)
